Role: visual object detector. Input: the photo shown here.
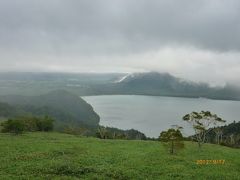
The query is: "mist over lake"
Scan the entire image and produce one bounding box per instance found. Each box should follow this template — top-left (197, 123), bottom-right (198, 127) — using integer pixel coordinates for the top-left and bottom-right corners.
top-left (83, 95), bottom-right (240, 137)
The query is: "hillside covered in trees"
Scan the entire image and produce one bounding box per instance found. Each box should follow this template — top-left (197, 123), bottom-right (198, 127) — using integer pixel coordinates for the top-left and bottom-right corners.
top-left (0, 90), bottom-right (100, 130)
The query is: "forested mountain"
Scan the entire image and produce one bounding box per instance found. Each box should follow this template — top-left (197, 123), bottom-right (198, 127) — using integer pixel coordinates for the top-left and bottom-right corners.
top-left (0, 90), bottom-right (100, 129)
top-left (98, 72), bottom-right (240, 100)
top-left (112, 72), bottom-right (213, 97)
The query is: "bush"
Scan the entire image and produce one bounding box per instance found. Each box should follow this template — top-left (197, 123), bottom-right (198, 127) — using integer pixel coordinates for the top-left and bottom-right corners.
top-left (36, 116), bottom-right (54, 131)
top-left (22, 117), bottom-right (38, 131)
top-left (1, 116), bottom-right (54, 134)
top-left (1, 119), bottom-right (25, 135)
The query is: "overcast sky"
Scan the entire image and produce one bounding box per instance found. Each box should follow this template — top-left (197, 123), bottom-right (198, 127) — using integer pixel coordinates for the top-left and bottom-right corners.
top-left (0, 0), bottom-right (240, 85)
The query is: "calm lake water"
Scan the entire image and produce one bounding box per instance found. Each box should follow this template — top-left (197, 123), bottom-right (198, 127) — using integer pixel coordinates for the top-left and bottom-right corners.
top-left (83, 95), bottom-right (240, 137)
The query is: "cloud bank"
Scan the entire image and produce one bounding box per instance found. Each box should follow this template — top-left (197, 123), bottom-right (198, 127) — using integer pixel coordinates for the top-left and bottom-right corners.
top-left (0, 0), bottom-right (240, 84)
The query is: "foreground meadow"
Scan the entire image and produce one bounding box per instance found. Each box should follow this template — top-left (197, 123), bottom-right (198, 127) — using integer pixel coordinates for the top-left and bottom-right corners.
top-left (0, 132), bottom-right (239, 179)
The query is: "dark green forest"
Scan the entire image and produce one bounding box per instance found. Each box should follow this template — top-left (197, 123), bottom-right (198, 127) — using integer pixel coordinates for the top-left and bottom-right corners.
top-left (0, 90), bottom-right (100, 129)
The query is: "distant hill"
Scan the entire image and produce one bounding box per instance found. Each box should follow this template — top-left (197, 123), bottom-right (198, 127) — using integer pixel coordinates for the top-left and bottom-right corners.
top-left (107, 72), bottom-right (240, 100)
top-left (114, 72), bottom-right (211, 96)
top-left (0, 102), bottom-right (23, 118)
top-left (0, 72), bottom-right (240, 100)
top-left (0, 72), bottom-right (124, 96)
top-left (0, 90), bottom-right (100, 129)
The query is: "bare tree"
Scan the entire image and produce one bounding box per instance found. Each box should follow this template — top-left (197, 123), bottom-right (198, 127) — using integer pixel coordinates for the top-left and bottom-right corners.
top-left (97, 127), bottom-right (108, 139)
top-left (183, 111), bottom-right (225, 149)
top-left (229, 134), bottom-right (235, 145)
top-left (214, 127), bottom-right (223, 145)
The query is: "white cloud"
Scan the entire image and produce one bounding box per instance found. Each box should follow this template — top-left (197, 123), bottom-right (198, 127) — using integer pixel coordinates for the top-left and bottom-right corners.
top-left (0, 0), bottom-right (240, 85)
top-left (1, 46), bottom-right (239, 85)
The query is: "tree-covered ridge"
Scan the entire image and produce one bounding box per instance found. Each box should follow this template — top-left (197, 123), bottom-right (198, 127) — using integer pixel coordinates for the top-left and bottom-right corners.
top-left (110, 72), bottom-right (240, 100)
top-left (0, 90), bottom-right (100, 129)
top-left (1, 116), bottom-right (54, 134)
top-left (96, 126), bottom-right (146, 140)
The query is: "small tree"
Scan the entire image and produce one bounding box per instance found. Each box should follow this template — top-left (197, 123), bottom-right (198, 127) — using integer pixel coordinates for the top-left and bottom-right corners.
top-left (1, 119), bottom-right (25, 135)
top-left (22, 116), bottom-right (38, 131)
top-left (159, 126), bottom-right (184, 154)
top-left (36, 116), bottom-right (54, 131)
top-left (183, 111), bottom-right (225, 149)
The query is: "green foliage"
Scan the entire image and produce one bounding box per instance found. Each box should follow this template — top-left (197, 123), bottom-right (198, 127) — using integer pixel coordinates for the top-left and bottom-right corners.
top-left (183, 111), bottom-right (225, 149)
top-left (1, 119), bottom-right (25, 135)
top-left (0, 132), bottom-right (239, 179)
top-left (207, 121), bottom-right (240, 148)
top-left (159, 128), bottom-right (183, 142)
top-left (96, 126), bottom-right (146, 140)
top-left (21, 116), bottom-right (39, 131)
top-left (1, 116), bottom-right (54, 134)
top-left (36, 116), bottom-right (54, 132)
top-left (0, 90), bottom-right (100, 130)
top-left (159, 127), bottom-right (184, 154)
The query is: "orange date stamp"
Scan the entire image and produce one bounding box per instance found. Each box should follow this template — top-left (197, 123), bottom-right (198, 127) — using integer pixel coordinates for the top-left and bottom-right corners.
top-left (196, 159), bottom-right (225, 165)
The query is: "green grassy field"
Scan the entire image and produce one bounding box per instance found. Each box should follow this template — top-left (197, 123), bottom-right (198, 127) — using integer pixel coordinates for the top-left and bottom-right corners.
top-left (0, 132), bottom-right (239, 180)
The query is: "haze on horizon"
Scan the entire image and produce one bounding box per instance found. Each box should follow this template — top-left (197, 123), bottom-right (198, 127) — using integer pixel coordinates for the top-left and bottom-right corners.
top-left (0, 0), bottom-right (240, 86)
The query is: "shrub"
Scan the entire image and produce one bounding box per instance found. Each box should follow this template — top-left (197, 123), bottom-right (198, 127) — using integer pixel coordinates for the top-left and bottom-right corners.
top-left (36, 116), bottom-right (54, 131)
top-left (1, 119), bottom-right (25, 135)
top-left (1, 116), bottom-right (54, 134)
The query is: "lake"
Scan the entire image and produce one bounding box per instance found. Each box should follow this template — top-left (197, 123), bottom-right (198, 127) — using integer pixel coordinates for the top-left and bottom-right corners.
top-left (83, 95), bottom-right (240, 137)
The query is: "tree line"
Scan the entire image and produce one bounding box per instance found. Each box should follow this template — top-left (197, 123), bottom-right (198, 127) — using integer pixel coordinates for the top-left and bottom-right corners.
top-left (1, 110), bottom-right (239, 150)
top-left (96, 126), bottom-right (146, 140)
top-left (1, 116), bottom-right (54, 134)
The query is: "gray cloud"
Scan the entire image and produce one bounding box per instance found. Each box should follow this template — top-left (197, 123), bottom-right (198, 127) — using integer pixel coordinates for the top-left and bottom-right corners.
top-left (0, 0), bottom-right (240, 84)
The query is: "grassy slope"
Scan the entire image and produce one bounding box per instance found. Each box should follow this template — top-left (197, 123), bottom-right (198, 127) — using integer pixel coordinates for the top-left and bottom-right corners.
top-left (0, 133), bottom-right (239, 180)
